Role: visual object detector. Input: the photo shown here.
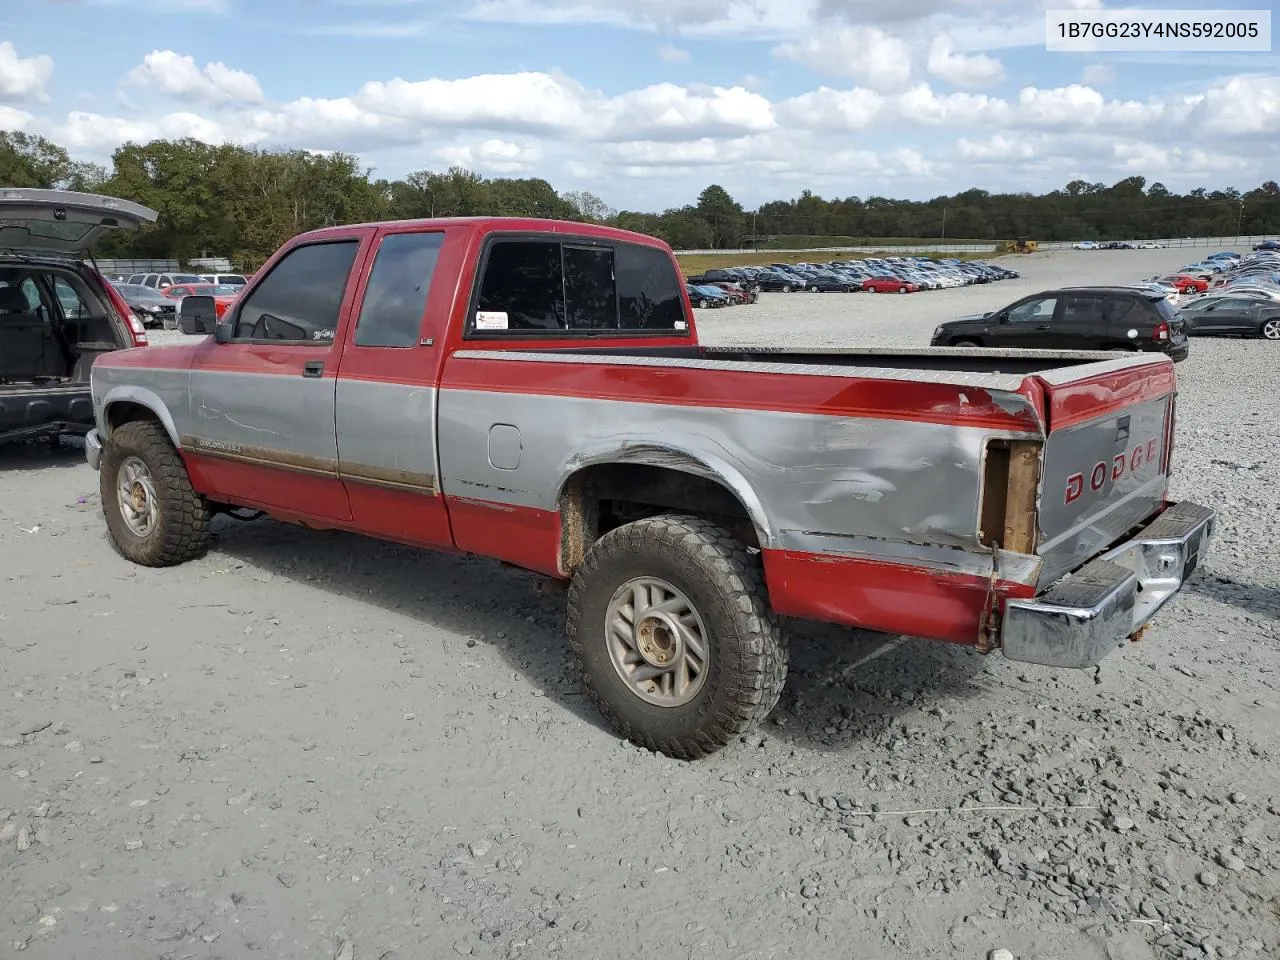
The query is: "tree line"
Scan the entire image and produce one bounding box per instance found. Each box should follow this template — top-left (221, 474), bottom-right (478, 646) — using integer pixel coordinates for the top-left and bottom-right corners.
top-left (3, 130), bottom-right (1278, 268)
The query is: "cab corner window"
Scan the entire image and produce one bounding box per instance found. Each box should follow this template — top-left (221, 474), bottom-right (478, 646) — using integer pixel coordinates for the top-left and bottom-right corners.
top-left (233, 240), bottom-right (360, 342)
top-left (354, 232), bottom-right (444, 347)
top-left (616, 244), bottom-right (685, 331)
top-left (476, 240), bottom-right (564, 331)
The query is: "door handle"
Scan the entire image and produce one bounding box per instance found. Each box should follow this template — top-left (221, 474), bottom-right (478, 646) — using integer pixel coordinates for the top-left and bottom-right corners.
top-left (1036, 323), bottom-right (1050, 330)
top-left (303, 360), bottom-right (324, 378)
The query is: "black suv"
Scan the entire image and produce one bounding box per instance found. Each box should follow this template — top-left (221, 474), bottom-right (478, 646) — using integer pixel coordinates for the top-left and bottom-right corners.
top-left (929, 286), bottom-right (1189, 361)
top-left (0, 188), bottom-right (156, 444)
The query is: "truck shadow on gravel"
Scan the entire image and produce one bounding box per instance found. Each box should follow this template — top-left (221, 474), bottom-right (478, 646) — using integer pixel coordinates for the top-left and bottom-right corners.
top-left (0, 436), bottom-right (87, 472)
top-left (210, 516), bottom-right (990, 751)
top-left (1187, 570), bottom-right (1280, 619)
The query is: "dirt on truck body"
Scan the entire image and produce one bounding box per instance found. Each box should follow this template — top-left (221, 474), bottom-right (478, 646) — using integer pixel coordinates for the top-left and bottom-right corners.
top-left (84, 216), bottom-right (1214, 757)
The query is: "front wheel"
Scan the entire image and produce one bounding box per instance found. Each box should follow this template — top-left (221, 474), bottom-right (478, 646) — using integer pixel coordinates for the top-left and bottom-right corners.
top-left (780, 284), bottom-right (791, 293)
top-left (567, 515), bottom-right (788, 759)
top-left (697, 298), bottom-right (709, 309)
top-left (866, 287), bottom-right (877, 293)
top-left (100, 420), bottom-right (212, 566)
top-left (1261, 318), bottom-right (1280, 340)
top-left (898, 286), bottom-right (908, 294)
top-left (952, 339), bottom-right (981, 347)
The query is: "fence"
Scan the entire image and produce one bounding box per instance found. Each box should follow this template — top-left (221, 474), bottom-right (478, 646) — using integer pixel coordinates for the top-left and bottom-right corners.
top-left (674, 234), bottom-right (1277, 256)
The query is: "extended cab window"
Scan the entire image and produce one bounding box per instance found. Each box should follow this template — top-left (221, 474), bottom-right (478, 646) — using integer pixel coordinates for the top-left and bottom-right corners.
top-left (234, 240), bottom-right (360, 342)
top-left (473, 238), bottom-right (686, 335)
top-left (355, 232), bottom-right (444, 347)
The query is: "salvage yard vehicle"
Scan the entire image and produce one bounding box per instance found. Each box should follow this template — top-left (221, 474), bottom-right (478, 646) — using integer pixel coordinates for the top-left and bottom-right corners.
top-left (0, 188), bottom-right (154, 444)
top-left (84, 216), bottom-right (1215, 758)
top-left (930, 286), bottom-right (1190, 360)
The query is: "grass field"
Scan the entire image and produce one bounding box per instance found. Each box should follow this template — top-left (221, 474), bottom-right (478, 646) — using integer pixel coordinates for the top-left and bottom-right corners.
top-left (675, 250), bottom-right (993, 273)
top-left (760, 235), bottom-right (995, 250)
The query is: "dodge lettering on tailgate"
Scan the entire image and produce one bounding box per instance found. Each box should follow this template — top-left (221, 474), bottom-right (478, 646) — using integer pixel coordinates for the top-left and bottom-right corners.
top-left (83, 216), bottom-right (1215, 759)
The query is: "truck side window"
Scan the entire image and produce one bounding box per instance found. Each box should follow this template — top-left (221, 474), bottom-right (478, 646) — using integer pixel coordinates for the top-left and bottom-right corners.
top-left (234, 240), bottom-right (360, 343)
top-left (563, 246), bottom-right (616, 330)
top-left (355, 232), bottom-right (444, 347)
top-left (474, 238), bottom-right (686, 334)
top-left (616, 244), bottom-right (685, 330)
top-left (477, 241), bottom-right (565, 331)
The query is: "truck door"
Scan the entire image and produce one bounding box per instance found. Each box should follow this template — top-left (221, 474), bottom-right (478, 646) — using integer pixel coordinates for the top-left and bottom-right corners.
top-left (332, 229), bottom-right (454, 548)
top-left (185, 236), bottom-right (369, 521)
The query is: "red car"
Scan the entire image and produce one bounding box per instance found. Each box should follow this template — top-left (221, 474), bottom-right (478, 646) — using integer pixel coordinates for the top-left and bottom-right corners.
top-left (863, 276), bottom-right (918, 294)
top-left (1158, 274), bottom-right (1209, 294)
top-left (162, 283), bottom-right (240, 318)
top-left (712, 282), bottom-right (757, 304)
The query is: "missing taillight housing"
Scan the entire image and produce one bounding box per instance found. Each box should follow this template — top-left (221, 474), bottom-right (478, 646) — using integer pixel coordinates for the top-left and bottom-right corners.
top-left (979, 439), bottom-right (1042, 553)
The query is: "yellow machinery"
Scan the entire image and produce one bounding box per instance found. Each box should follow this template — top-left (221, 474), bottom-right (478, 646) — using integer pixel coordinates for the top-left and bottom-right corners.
top-left (1003, 238), bottom-right (1038, 253)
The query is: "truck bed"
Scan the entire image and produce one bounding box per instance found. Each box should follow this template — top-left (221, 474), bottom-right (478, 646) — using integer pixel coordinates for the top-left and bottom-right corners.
top-left (557, 344), bottom-right (1138, 376)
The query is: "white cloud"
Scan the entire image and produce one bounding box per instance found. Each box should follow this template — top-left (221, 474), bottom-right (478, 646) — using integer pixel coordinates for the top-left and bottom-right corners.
top-left (926, 36), bottom-right (1004, 88)
top-left (125, 50), bottom-right (264, 104)
top-left (777, 87), bottom-right (883, 131)
top-left (1186, 75), bottom-right (1280, 138)
top-left (774, 27), bottom-right (914, 92)
top-left (56, 109), bottom-right (247, 152)
top-left (657, 43), bottom-right (691, 62)
top-left (0, 105), bottom-right (36, 130)
top-left (0, 42), bottom-right (54, 103)
top-left (435, 138), bottom-right (543, 173)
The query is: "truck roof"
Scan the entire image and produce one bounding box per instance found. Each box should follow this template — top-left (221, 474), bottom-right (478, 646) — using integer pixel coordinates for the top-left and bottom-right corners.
top-left (291, 216), bottom-right (672, 250)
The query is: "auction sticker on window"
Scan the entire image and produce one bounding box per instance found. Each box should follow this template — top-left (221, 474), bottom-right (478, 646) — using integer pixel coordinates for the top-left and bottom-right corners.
top-left (475, 311), bottom-right (508, 330)
top-left (1046, 9), bottom-right (1271, 51)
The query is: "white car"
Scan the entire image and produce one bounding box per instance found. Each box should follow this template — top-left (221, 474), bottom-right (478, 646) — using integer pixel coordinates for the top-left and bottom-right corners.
top-left (1138, 241), bottom-right (1166, 249)
top-left (1072, 240), bottom-right (1099, 250)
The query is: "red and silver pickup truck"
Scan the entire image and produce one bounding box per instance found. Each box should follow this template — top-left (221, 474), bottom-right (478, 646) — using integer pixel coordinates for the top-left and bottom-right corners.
top-left (85, 217), bottom-right (1214, 757)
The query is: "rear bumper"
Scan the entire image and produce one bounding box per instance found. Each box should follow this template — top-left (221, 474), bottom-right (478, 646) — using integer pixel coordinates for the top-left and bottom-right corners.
top-left (1001, 500), bottom-right (1214, 669)
top-left (85, 428), bottom-right (102, 471)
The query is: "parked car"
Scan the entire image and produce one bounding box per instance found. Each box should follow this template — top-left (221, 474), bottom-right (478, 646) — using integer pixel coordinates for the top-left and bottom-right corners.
top-left (125, 271), bottom-right (208, 289)
top-left (1154, 274), bottom-right (1209, 294)
top-left (1180, 296), bottom-right (1280, 339)
top-left (0, 188), bottom-right (154, 444)
top-left (929, 286), bottom-right (1189, 360)
top-left (686, 284), bottom-right (730, 308)
top-left (711, 282), bottom-right (757, 304)
top-left (80, 216), bottom-right (1215, 758)
top-left (1253, 239), bottom-right (1280, 251)
top-left (863, 275), bottom-right (918, 294)
top-left (196, 273), bottom-right (249, 288)
top-left (1073, 241), bottom-right (1099, 250)
top-left (113, 282), bottom-right (178, 329)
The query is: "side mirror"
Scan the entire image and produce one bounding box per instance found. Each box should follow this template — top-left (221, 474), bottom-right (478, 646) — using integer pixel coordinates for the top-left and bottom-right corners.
top-left (982, 311), bottom-right (993, 317)
top-left (177, 295), bottom-right (218, 335)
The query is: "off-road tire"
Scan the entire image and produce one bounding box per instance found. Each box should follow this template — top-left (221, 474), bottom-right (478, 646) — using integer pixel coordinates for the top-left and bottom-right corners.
top-left (566, 514), bottom-right (788, 759)
top-left (101, 420), bottom-right (212, 566)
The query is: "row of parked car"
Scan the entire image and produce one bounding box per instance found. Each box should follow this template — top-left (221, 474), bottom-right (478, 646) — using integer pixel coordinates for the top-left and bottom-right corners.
top-left (108, 276), bottom-right (244, 329)
top-left (1135, 248), bottom-right (1280, 340)
top-left (686, 256), bottom-right (1020, 296)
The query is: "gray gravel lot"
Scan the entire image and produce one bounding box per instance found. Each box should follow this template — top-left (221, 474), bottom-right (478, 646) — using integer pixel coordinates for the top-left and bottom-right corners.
top-left (2, 249), bottom-right (1277, 960)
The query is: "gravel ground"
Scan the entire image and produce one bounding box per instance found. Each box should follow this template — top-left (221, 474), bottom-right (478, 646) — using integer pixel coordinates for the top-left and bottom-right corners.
top-left (2, 249), bottom-right (1277, 960)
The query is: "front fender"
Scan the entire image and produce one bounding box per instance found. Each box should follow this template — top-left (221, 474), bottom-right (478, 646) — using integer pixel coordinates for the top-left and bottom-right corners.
top-left (99, 384), bottom-right (182, 449)
top-left (558, 439), bottom-right (775, 546)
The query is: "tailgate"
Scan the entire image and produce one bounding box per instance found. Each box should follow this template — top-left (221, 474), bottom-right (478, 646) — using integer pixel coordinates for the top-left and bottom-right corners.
top-left (1033, 359), bottom-right (1176, 586)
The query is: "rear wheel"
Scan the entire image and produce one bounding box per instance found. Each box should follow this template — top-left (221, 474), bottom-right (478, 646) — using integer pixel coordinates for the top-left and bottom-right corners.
top-left (1261, 318), bottom-right (1280, 340)
top-left (567, 515), bottom-right (788, 759)
top-left (898, 286), bottom-right (908, 294)
top-left (952, 339), bottom-right (981, 347)
top-left (100, 420), bottom-right (211, 566)
top-left (780, 284), bottom-right (791, 293)
top-left (697, 298), bottom-right (709, 309)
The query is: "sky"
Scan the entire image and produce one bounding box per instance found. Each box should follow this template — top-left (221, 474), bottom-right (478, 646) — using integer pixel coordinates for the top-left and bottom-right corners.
top-left (1, 0), bottom-right (1279, 210)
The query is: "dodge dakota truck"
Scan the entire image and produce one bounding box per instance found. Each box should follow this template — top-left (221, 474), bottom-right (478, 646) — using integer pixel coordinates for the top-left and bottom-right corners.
top-left (84, 217), bottom-right (1215, 758)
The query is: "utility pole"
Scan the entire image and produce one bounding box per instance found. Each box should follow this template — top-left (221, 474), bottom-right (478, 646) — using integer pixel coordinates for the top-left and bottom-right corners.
top-left (1238, 199), bottom-right (1244, 241)
top-left (941, 207), bottom-right (947, 245)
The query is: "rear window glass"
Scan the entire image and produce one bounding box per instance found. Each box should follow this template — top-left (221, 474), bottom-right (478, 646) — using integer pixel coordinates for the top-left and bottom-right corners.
top-left (472, 238), bottom-right (687, 336)
top-left (1154, 298), bottom-right (1180, 322)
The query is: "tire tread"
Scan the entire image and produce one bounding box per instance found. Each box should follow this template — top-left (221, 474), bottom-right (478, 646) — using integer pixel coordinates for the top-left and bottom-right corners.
top-left (566, 514), bottom-right (788, 760)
